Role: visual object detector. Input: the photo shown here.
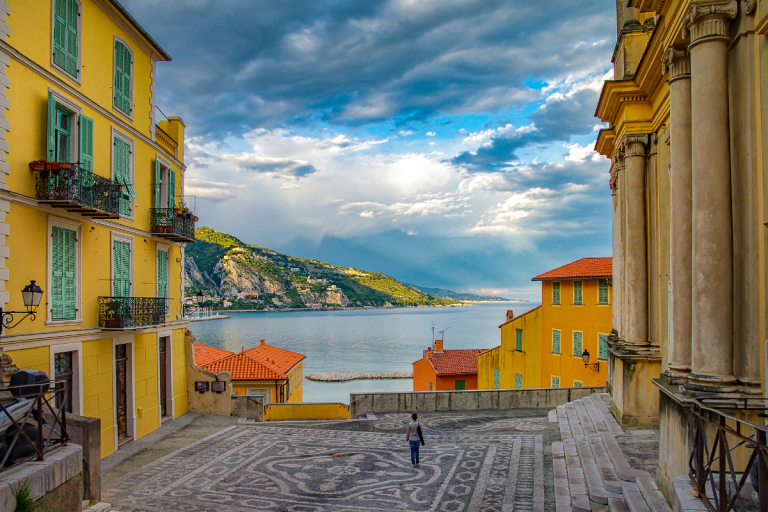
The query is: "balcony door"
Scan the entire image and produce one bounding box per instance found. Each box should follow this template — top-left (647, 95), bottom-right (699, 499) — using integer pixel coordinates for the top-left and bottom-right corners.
top-left (115, 343), bottom-right (128, 441)
top-left (113, 239), bottom-right (131, 297)
top-left (159, 337), bottom-right (168, 418)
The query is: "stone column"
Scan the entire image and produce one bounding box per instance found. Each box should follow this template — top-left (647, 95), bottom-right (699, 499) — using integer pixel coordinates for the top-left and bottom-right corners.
top-left (661, 46), bottom-right (693, 381)
top-left (684, 0), bottom-right (738, 393)
top-left (611, 148), bottom-right (625, 336)
top-left (623, 134), bottom-right (649, 347)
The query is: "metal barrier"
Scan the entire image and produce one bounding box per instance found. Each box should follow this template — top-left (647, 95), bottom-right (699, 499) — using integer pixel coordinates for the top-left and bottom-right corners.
top-left (689, 398), bottom-right (768, 512)
top-left (150, 208), bottom-right (196, 242)
top-left (33, 164), bottom-right (122, 219)
top-left (98, 296), bottom-right (168, 329)
top-left (0, 381), bottom-right (69, 473)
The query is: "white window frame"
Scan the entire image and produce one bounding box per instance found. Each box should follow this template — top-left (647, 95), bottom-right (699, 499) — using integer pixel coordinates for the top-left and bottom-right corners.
top-left (552, 281), bottom-right (561, 305)
top-left (110, 232), bottom-right (134, 297)
top-left (50, 342), bottom-right (83, 416)
top-left (573, 380), bottom-right (584, 388)
top-left (551, 375), bottom-right (560, 388)
top-left (156, 330), bottom-right (174, 423)
top-left (46, 216), bottom-right (82, 326)
top-left (573, 330), bottom-right (584, 358)
top-left (552, 329), bottom-right (561, 355)
top-left (573, 280), bottom-right (583, 305)
top-left (112, 335), bottom-right (136, 449)
top-left (50, 0), bottom-right (83, 85)
top-left (111, 127), bottom-right (135, 221)
top-left (48, 88), bottom-right (83, 163)
top-left (156, 242), bottom-right (170, 315)
top-left (112, 35), bottom-right (135, 121)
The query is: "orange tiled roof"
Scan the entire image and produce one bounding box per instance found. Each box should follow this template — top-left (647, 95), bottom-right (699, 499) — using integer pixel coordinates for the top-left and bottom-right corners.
top-left (531, 257), bottom-right (612, 281)
top-left (193, 342), bottom-right (234, 367)
top-left (245, 343), bottom-right (306, 376)
top-left (201, 341), bottom-right (305, 381)
top-left (499, 305), bottom-right (542, 328)
top-left (414, 349), bottom-right (486, 375)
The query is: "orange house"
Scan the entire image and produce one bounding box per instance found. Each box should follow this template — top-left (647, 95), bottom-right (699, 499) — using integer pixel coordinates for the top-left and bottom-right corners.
top-left (412, 339), bottom-right (485, 391)
top-left (194, 339), bottom-right (305, 403)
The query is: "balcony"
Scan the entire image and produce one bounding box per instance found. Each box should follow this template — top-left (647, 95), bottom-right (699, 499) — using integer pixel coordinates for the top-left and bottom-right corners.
top-left (98, 296), bottom-right (168, 330)
top-left (151, 208), bottom-right (196, 243)
top-left (30, 162), bottom-right (122, 219)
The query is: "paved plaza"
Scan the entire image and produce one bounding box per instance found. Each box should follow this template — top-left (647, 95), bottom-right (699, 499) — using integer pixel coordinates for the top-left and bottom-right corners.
top-left (102, 409), bottom-right (558, 512)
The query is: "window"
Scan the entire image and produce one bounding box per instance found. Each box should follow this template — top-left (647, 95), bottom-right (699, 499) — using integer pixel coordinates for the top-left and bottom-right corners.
top-left (598, 279), bottom-right (610, 304)
top-left (598, 334), bottom-right (609, 360)
top-left (515, 373), bottom-right (522, 389)
top-left (429, 381), bottom-right (432, 391)
top-left (154, 158), bottom-right (177, 210)
top-left (552, 282), bottom-right (561, 305)
top-left (113, 239), bottom-right (131, 297)
top-left (157, 248), bottom-right (169, 314)
top-left (455, 380), bottom-right (465, 390)
top-left (51, 226), bottom-right (77, 320)
top-left (47, 91), bottom-right (90, 165)
top-left (573, 331), bottom-right (583, 357)
top-left (493, 368), bottom-right (500, 389)
top-left (516, 329), bottom-right (523, 351)
top-left (573, 380), bottom-right (583, 388)
top-left (552, 329), bottom-right (561, 354)
top-left (574, 281), bottom-right (583, 305)
top-left (113, 134), bottom-right (136, 217)
top-left (113, 40), bottom-right (133, 116)
top-left (52, 0), bottom-right (80, 79)
top-left (551, 376), bottom-right (560, 388)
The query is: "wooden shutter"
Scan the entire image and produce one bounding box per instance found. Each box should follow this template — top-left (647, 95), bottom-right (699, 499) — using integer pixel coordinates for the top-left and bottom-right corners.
top-left (64, 0), bottom-right (78, 76)
top-left (599, 279), bottom-right (609, 304)
top-left (53, 0), bottom-right (78, 78)
top-left (515, 373), bottom-right (522, 389)
top-left (113, 240), bottom-right (130, 297)
top-left (598, 334), bottom-right (609, 360)
top-left (553, 282), bottom-right (560, 305)
top-left (47, 91), bottom-right (56, 161)
top-left (552, 330), bottom-right (560, 354)
top-left (574, 281), bottom-right (582, 304)
top-left (516, 329), bottom-right (523, 351)
top-left (79, 115), bottom-right (93, 171)
top-left (51, 226), bottom-right (77, 320)
top-left (493, 368), bottom-right (500, 389)
top-left (552, 376), bottom-right (560, 388)
top-left (573, 331), bottom-right (583, 357)
top-left (157, 250), bottom-right (168, 298)
top-left (168, 169), bottom-right (176, 209)
top-left (114, 42), bottom-right (131, 114)
top-left (574, 381), bottom-right (583, 388)
top-left (154, 159), bottom-right (162, 209)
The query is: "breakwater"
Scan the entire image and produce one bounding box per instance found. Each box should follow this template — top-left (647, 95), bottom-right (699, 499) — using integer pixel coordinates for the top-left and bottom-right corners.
top-left (307, 372), bottom-right (413, 382)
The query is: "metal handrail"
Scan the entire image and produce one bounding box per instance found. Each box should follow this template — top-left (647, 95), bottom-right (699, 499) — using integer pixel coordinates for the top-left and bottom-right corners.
top-left (150, 208), bottom-right (196, 241)
top-left (33, 164), bottom-right (122, 217)
top-left (98, 296), bottom-right (168, 329)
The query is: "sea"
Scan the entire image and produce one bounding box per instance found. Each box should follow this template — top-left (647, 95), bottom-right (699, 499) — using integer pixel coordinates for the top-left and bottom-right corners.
top-left (188, 302), bottom-right (541, 404)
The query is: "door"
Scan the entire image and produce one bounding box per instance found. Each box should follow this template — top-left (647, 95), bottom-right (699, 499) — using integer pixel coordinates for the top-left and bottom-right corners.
top-left (115, 344), bottom-right (128, 440)
top-left (54, 351), bottom-right (73, 413)
top-left (159, 337), bottom-right (168, 417)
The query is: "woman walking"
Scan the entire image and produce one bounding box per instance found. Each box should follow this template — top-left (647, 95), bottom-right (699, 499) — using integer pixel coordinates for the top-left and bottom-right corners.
top-left (406, 413), bottom-right (423, 467)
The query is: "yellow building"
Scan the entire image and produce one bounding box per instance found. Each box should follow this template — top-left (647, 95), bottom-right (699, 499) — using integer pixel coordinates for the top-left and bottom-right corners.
top-left (0, 0), bottom-right (196, 457)
top-left (478, 258), bottom-right (612, 390)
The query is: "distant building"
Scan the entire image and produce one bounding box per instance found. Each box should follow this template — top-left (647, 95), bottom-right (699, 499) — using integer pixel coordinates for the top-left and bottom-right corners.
top-left (412, 340), bottom-right (485, 391)
top-left (477, 257), bottom-right (611, 390)
top-left (196, 339), bottom-right (305, 403)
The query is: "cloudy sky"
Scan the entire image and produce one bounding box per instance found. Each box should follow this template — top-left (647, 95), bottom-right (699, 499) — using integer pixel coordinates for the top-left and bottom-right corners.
top-left (125, 0), bottom-right (615, 300)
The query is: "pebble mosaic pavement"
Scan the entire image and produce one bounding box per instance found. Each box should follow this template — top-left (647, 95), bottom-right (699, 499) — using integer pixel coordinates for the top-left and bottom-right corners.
top-left (104, 410), bottom-right (555, 512)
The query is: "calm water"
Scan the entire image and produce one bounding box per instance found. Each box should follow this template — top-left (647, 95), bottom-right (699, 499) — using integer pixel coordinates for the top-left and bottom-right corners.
top-left (188, 302), bottom-right (540, 403)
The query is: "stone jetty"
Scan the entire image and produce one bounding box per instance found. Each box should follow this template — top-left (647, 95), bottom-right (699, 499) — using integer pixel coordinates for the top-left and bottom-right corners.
top-left (306, 372), bottom-right (413, 382)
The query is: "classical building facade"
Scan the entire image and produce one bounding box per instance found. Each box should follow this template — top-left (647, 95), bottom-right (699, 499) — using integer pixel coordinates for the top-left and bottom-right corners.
top-left (0, 0), bottom-right (197, 457)
top-left (595, 0), bottom-right (768, 497)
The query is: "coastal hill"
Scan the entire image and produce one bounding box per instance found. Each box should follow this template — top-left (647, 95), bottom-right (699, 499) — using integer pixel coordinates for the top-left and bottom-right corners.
top-left (404, 284), bottom-right (524, 302)
top-left (185, 227), bottom-right (462, 309)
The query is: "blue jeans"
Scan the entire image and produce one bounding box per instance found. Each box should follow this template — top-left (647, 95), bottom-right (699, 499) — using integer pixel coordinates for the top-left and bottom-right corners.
top-left (409, 439), bottom-right (420, 464)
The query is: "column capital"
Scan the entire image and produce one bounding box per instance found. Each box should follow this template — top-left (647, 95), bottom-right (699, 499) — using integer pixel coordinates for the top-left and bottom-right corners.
top-left (623, 134), bottom-right (649, 157)
top-left (661, 46), bottom-right (691, 82)
top-left (682, 1), bottom-right (738, 43)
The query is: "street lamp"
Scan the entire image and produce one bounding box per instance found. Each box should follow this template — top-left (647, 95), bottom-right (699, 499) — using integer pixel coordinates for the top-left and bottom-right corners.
top-left (1, 280), bottom-right (44, 335)
top-left (196, 290), bottom-right (205, 306)
top-left (581, 349), bottom-right (600, 372)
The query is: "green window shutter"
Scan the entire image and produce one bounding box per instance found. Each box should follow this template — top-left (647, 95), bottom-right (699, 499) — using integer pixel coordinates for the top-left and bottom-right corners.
top-left (51, 226), bottom-right (77, 320)
top-left (574, 381), bottom-right (583, 388)
top-left (515, 373), bottom-right (522, 389)
top-left (64, 0), bottom-right (78, 76)
top-left (79, 115), bottom-right (93, 171)
top-left (168, 169), bottom-right (176, 209)
top-left (429, 382), bottom-right (432, 391)
top-left (47, 91), bottom-right (56, 161)
top-left (455, 380), bottom-right (465, 391)
top-left (157, 250), bottom-right (168, 298)
top-left (154, 159), bottom-right (162, 209)
top-left (598, 334), bottom-right (609, 360)
top-left (113, 240), bottom-right (130, 297)
top-left (553, 282), bottom-right (560, 305)
top-left (114, 42), bottom-right (132, 115)
top-left (552, 376), bottom-right (560, 388)
top-left (552, 330), bottom-right (560, 354)
top-left (574, 281), bottom-right (583, 304)
top-left (573, 331), bottom-right (583, 357)
top-left (493, 368), bottom-right (500, 389)
top-left (599, 279), bottom-right (609, 304)
top-left (516, 329), bottom-right (523, 351)
top-left (53, 0), bottom-right (78, 78)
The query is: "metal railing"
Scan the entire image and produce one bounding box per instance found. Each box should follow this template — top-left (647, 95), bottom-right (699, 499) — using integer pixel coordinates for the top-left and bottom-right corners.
top-left (0, 381), bottom-right (68, 473)
top-left (33, 164), bottom-right (122, 219)
top-left (150, 208), bottom-right (196, 242)
top-left (98, 296), bottom-right (168, 329)
top-left (689, 398), bottom-right (768, 512)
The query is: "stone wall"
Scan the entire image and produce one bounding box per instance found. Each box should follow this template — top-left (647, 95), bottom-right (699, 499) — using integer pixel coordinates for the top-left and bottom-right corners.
top-left (232, 395), bottom-right (264, 421)
top-left (349, 386), bottom-right (605, 418)
top-left (265, 402), bottom-right (349, 421)
top-left (61, 414), bottom-right (101, 505)
top-left (184, 329), bottom-right (233, 416)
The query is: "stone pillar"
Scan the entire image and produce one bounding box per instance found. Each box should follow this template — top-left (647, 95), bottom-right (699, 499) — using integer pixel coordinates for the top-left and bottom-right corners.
top-left (661, 46), bottom-right (692, 382)
top-left (611, 148), bottom-right (625, 336)
top-left (623, 134), bottom-right (649, 347)
top-left (684, 0), bottom-right (738, 393)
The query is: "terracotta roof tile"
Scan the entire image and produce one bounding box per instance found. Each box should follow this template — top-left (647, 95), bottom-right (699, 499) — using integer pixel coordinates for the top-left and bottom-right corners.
top-left (200, 341), bottom-right (305, 381)
top-left (414, 349), bottom-right (486, 375)
top-left (245, 343), bottom-right (305, 375)
top-left (531, 257), bottom-right (612, 281)
top-left (193, 343), bottom-right (234, 367)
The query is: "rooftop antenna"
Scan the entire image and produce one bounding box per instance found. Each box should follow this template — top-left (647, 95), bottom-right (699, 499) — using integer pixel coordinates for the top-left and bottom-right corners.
top-left (437, 327), bottom-right (450, 342)
top-left (432, 322), bottom-right (435, 345)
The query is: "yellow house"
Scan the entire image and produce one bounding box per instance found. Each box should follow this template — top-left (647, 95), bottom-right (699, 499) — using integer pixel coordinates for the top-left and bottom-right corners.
top-left (0, 0), bottom-right (197, 457)
top-left (478, 258), bottom-right (612, 390)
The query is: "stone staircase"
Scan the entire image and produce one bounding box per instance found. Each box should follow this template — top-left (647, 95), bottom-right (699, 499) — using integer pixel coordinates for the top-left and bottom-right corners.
top-left (552, 393), bottom-right (672, 512)
top-left (82, 501), bottom-right (120, 512)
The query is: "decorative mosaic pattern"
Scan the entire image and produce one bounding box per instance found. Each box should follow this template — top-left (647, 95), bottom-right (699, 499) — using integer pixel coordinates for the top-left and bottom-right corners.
top-left (106, 426), bottom-right (545, 512)
top-left (373, 413), bottom-right (551, 433)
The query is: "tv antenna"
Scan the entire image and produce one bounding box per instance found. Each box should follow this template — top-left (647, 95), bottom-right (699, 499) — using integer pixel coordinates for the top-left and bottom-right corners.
top-left (437, 327), bottom-right (450, 341)
top-left (432, 322), bottom-right (435, 344)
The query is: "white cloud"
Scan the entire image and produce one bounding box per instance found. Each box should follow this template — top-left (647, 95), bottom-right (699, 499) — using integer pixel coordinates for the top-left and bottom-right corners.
top-left (564, 143), bottom-right (602, 163)
top-left (426, 131), bottom-right (436, 136)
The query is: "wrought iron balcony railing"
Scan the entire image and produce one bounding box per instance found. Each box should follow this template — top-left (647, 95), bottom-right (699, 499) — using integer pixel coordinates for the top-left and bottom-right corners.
top-left (98, 296), bottom-right (168, 330)
top-left (150, 208), bottom-right (196, 243)
top-left (31, 163), bottom-right (123, 219)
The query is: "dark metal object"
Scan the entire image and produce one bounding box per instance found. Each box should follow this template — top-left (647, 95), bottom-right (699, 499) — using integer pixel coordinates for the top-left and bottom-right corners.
top-left (98, 296), bottom-right (168, 330)
top-left (0, 281), bottom-right (44, 335)
top-left (0, 378), bottom-right (69, 473)
top-left (150, 208), bottom-right (196, 242)
top-left (581, 349), bottom-right (600, 372)
top-left (689, 398), bottom-right (768, 512)
top-left (33, 164), bottom-right (122, 219)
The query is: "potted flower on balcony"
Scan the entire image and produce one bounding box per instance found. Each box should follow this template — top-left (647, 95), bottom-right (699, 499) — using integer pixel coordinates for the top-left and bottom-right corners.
top-left (192, 215), bottom-right (199, 222)
top-left (104, 299), bottom-right (127, 329)
top-left (29, 160), bottom-right (46, 171)
top-left (46, 162), bottom-right (72, 171)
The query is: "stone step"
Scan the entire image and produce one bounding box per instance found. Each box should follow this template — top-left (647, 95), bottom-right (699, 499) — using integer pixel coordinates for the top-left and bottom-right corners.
top-left (582, 395), bottom-right (610, 433)
top-left (573, 399), bottom-right (598, 436)
top-left (587, 434), bottom-right (628, 494)
top-left (601, 433), bottom-right (651, 482)
top-left (549, 409), bottom-right (558, 423)
top-left (636, 476), bottom-right (673, 512)
top-left (571, 493), bottom-right (592, 512)
top-left (575, 436), bottom-right (622, 504)
top-left (83, 503), bottom-right (111, 512)
top-left (591, 393), bottom-right (624, 435)
top-left (623, 488), bottom-right (652, 512)
top-left (609, 497), bottom-right (631, 512)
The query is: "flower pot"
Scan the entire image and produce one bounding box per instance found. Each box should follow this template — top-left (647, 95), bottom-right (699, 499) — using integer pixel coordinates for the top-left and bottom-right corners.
top-left (29, 160), bottom-right (46, 171)
top-left (46, 162), bottom-right (71, 170)
top-left (174, 208), bottom-right (183, 215)
top-left (192, 216), bottom-right (199, 222)
top-left (105, 319), bottom-right (124, 329)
